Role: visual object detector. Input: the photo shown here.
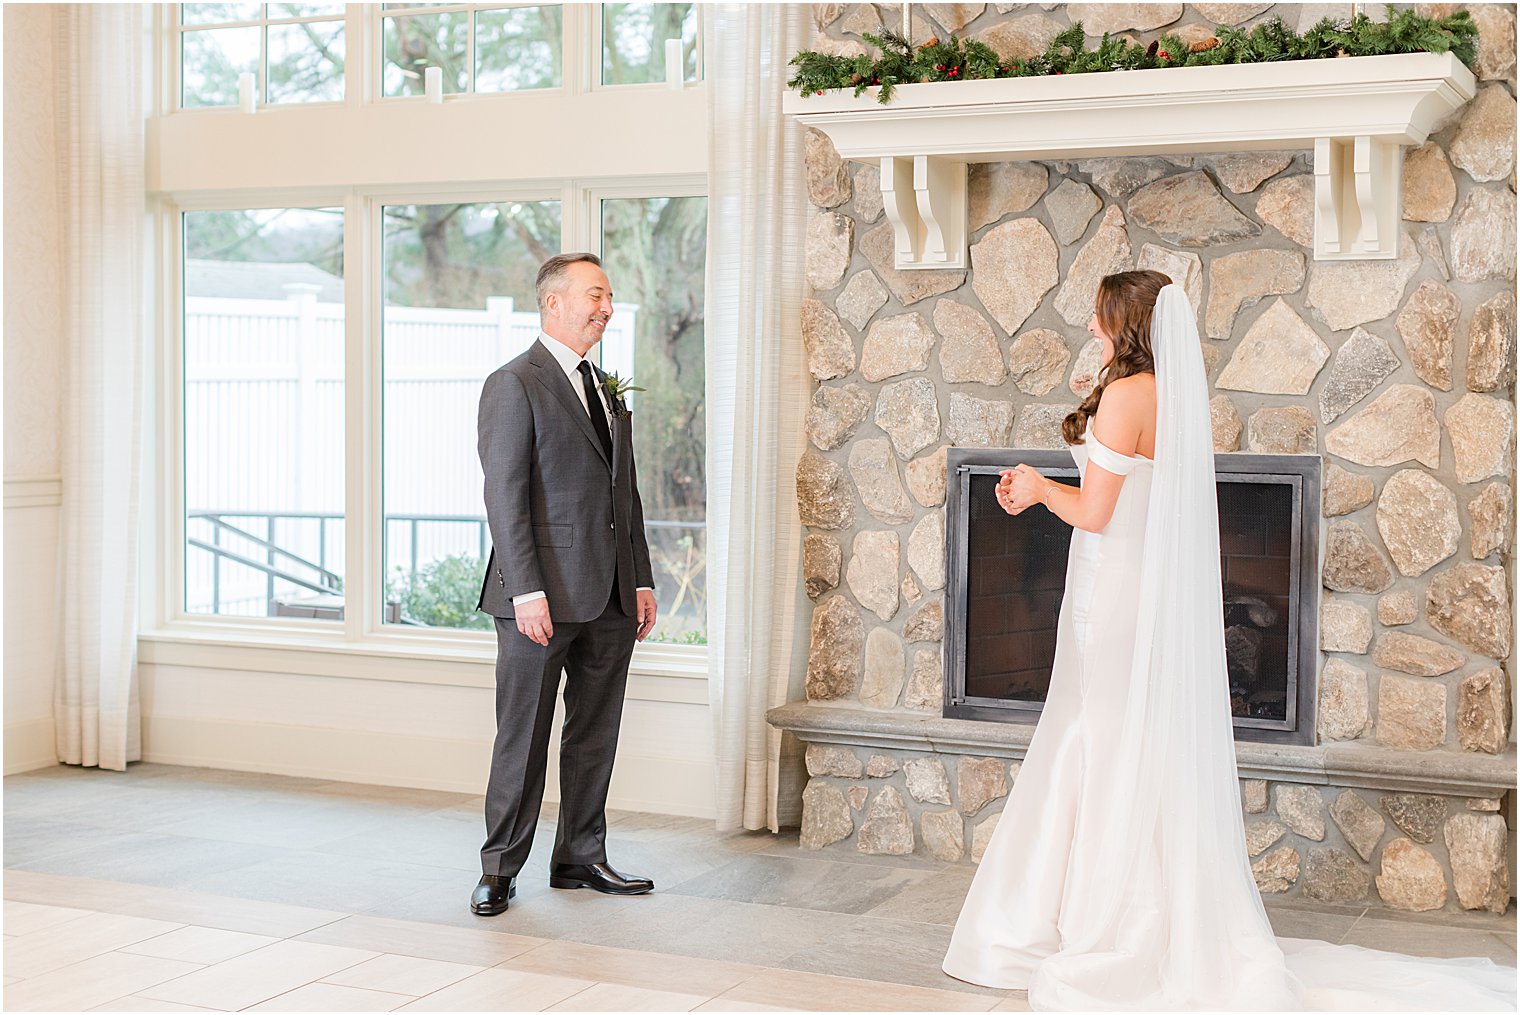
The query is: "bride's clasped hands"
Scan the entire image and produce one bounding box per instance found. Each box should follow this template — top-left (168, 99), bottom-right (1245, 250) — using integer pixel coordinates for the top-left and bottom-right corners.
top-left (995, 464), bottom-right (1049, 515)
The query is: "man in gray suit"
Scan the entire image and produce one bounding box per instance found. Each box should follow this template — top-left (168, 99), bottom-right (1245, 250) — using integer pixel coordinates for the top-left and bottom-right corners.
top-left (471, 252), bottom-right (658, 916)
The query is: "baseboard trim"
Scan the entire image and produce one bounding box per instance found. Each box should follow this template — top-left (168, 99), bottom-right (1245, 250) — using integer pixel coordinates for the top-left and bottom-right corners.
top-left (4, 717), bottom-right (57, 774)
top-left (141, 714), bottom-right (717, 818)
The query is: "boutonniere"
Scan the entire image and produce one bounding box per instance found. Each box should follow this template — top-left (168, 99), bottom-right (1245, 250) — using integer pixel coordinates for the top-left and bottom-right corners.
top-left (601, 371), bottom-right (644, 417)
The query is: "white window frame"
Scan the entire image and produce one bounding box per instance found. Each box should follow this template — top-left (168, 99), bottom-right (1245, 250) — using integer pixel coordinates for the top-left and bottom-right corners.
top-left (170, 4), bottom-right (708, 112)
top-left (175, 2), bottom-right (351, 110)
top-left (144, 3), bottom-right (711, 688)
top-left (589, 2), bottom-right (705, 93)
top-left (375, 2), bottom-right (574, 100)
top-left (167, 191), bottom-right (353, 643)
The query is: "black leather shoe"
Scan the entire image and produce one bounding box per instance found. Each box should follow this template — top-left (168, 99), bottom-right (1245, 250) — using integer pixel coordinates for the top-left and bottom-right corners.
top-left (549, 861), bottom-right (653, 895)
top-left (470, 874), bottom-right (517, 915)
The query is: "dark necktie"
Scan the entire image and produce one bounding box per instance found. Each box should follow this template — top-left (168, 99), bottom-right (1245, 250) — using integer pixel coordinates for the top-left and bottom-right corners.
top-left (576, 360), bottom-right (614, 463)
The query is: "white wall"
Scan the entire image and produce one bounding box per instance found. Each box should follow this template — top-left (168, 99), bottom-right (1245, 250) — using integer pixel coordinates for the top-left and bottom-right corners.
top-left (4, 5), bottom-right (63, 774)
top-left (138, 652), bottom-right (717, 817)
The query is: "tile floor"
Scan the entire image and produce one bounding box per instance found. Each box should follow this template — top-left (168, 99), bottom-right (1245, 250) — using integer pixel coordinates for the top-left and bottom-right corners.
top-left (3, 764), bottom-right (1514, 1011)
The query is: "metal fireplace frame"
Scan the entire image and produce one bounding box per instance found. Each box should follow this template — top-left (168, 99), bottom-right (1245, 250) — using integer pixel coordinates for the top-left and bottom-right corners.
top-left (944, 448), bottom-right (1322, 746)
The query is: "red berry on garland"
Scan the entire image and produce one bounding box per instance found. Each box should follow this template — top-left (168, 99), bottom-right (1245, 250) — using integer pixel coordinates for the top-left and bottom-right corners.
top-left (816, 89), bottom-right (824, 95)
top-left (1158, 50), bottom-right (1170, 60)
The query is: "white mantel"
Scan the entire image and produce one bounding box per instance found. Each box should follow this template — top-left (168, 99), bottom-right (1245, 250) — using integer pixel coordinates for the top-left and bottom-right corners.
top-left (785, 51), bottom-right (1478, 266)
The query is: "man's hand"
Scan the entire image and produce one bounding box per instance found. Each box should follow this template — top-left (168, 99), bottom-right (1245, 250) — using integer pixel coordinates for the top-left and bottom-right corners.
top-left (515, 598), bottom-right (553, 647)
top-left (636, 589), bottom-right (658, 642)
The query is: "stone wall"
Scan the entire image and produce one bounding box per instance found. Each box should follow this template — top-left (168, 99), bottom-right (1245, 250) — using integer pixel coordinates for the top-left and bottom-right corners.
top-left (789, 2), bottom-right (1516, 915)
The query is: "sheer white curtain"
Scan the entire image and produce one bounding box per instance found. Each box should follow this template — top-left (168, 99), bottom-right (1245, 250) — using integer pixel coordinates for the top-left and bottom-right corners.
top-left (705, 3), bottom-right (812, 831)
top-left (53, 3), bottom-right (146, 771)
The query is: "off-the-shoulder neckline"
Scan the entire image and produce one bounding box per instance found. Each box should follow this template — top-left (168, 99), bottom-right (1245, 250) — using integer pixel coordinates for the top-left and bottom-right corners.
top-left (1084, 430), bottom-right (1154, 463)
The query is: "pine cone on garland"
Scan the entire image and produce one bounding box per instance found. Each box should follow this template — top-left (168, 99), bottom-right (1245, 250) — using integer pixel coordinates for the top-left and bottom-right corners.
top-left (1190, 36), bottom-right (1219, 52)
top-left (920, 36), bottom-right (939, 49)
top-left (1145, 39), bottom-right (1159, 57)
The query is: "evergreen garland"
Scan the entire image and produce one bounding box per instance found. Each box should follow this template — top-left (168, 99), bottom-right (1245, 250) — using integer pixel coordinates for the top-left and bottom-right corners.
top-left (788, 7), bottom-right (1478, 103)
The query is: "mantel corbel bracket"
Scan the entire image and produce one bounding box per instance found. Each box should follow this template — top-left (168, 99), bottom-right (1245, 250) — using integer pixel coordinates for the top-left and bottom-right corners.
top-left (879, 154), bottom-right (968, 270)
top-left (874, 138), bottom-right (1408, 266)
top-left (1313, 136), bottom-right (1403, 260)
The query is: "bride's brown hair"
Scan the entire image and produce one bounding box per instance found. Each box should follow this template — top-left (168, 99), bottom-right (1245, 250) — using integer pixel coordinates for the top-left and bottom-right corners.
top-left (1061, 269), bottom-right (1169, 446)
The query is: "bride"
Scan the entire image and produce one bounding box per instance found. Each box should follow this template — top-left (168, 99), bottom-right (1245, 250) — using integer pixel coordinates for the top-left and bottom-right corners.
top-left (941, 271), bottom-right (1516, 1011)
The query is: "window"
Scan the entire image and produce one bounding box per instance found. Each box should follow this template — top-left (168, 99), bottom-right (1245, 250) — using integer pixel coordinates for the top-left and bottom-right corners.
top-left (380, 199), bottom-right (562, 629)
top-left (599, 195), bottom-right (707, 643)
top-left (373, 194), bottom-right (708, 640)
top-left (155, 7), bottom-right (708, 661)
top-left (602, 4), bottom-right (699, 86)
top-left (180, 3), bottom-right (346, 108)
top-left (381, 4), bottom-right (564, 96)
top-left (182, 207), bottom-right (346, 620)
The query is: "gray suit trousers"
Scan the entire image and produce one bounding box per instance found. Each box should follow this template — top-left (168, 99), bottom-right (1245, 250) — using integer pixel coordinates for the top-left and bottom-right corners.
top-left (480, 589), bottom-right (639, 876)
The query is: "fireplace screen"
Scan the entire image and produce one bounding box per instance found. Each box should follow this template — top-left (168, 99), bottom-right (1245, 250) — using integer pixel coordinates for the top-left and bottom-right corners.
top-left (946, 449), bottom-right (1321, 745)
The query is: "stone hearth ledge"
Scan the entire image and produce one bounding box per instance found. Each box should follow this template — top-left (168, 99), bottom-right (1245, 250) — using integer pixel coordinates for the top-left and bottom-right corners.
top-left (768, 703), bottom-right (1516, 799)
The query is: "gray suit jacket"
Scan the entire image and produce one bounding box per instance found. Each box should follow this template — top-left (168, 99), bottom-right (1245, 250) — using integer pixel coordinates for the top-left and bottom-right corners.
top-left (476, 340), bottom-right (655, 623)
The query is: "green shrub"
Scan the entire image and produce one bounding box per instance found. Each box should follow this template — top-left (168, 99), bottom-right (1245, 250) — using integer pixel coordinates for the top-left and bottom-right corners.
top-left (389, 554), bottom-right (493, 631)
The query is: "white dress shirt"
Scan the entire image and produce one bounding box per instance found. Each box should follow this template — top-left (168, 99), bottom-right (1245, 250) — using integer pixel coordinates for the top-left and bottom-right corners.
top-left (535, 331), bottom-right (615, 418)
top-left (511, 333), bottom-right (652, 609)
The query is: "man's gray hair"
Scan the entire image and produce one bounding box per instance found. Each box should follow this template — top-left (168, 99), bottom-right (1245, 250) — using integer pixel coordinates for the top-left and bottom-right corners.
top-left (535, 252), bottom-right (602, 315)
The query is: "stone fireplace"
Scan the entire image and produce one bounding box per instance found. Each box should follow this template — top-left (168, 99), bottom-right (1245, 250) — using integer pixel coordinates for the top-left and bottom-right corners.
top-left (772, 2), bottom-right (1516, 918)
top-left (944, 449), bottom-right (1321, 742)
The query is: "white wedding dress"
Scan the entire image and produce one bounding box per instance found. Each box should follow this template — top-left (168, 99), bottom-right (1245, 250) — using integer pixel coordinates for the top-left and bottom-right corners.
top-left (942, 286), bottom-right (1516, 1011)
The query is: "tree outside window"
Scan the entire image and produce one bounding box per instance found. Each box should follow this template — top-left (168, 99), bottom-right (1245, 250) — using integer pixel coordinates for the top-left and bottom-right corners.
top-left (381, 4), bottom-right (564, 97)
top-left (180, 3), bottom-right (346, 108)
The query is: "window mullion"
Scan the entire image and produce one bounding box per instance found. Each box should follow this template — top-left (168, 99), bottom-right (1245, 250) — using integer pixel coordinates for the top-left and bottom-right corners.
top-left (587, 184), bottom-right (602, 261)
top-left (344, 192), bottom-right (379, 642)
top-left (562, 179), bottom-right (589, 256)
top-left (347, 3), bottom-right (366, 108)
top-left (465, 7), bottom-right (476, 93)
top-left (158, 4), bottom-right (177, 118)
top-left (579, 181), bottom-right (603, 371)
top-left (260, 18), bottom-right (270, 104)
top-left (177, 19), bottom-right (266, 31)
top-left (161, 205), bottom-right (188, 628)
top-left (563, 0), bottom-right (587, 97)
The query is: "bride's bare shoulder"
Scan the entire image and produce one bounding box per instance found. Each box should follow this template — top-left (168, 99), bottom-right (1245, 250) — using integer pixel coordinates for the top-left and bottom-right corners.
top-left (1091, 372), bottom-right (1156, 454)
top-left (1099, 372), bottom-right (1156, 412)
top-left (1105, 371), bottom-right (1156, 392)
